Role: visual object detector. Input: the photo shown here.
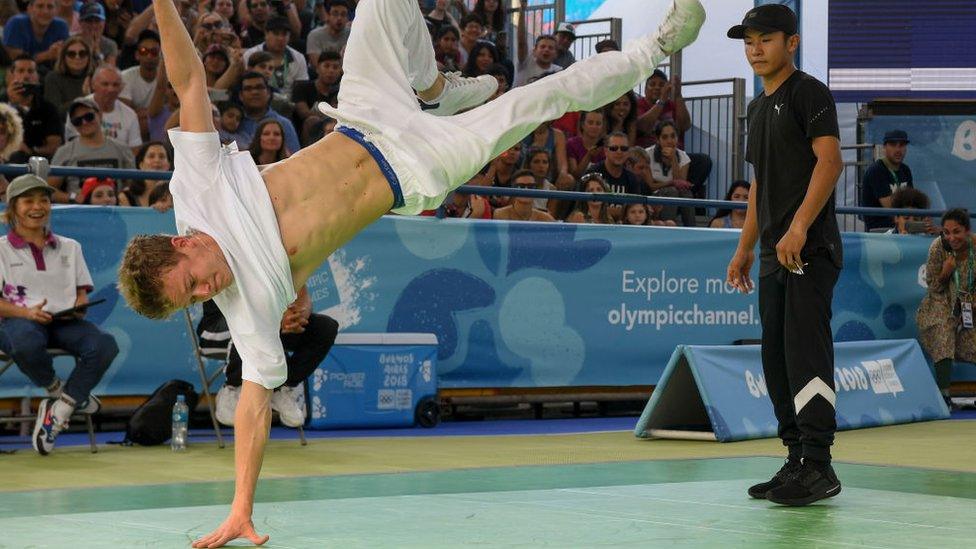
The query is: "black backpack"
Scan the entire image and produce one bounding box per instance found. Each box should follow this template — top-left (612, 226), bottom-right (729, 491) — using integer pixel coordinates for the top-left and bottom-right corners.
top-left (125, 380), bottom-right (200, 446)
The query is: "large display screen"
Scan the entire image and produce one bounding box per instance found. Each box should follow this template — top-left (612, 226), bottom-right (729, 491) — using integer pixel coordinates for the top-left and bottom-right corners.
top-left (828, 0), bottom-right (976, 102)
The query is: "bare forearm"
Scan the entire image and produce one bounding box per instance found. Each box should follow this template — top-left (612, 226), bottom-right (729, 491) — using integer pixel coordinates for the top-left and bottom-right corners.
top-left (213, 62), bottom-right (243, 90)
top-left (296, 285), bottom-right (311, 311)
top-left (637, 104), bottom-right (663, 134)
top-left (736, 179), bottom-right (760, 253)
top-left (790, 156), bottom-right (842, 233)
top-left (154, 0), bottom-right (206, 92)
top-left (126, 7), bottom-right (154, 45)
top-left (231, 381), bottom-right (272, 515)
top-left (286, 7), bottom-right (301, 36)
top-left (0, 299), bottom-right (27, 319)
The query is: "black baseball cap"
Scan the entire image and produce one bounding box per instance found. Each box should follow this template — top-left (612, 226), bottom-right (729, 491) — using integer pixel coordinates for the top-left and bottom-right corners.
top-left (883, 130), bottom-right (910, 144)
top-left (727, 5), bottom-right (797, 39)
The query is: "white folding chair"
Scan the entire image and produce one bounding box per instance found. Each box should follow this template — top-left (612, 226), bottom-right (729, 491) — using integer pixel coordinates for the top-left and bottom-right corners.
top-left (183, 309), bottom-right (227, 449)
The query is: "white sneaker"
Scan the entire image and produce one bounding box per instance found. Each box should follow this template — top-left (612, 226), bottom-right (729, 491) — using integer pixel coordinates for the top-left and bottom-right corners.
top-left (271, 382), bottom-right (307, 428)
top-left (421, 72), bottom-right (498, 116)
top-left (32, 398), bottom-right (69, 455)
top-left (214, 384), bottom-right (240, 426)
top-left (654, 0), bottom-right (706, 55)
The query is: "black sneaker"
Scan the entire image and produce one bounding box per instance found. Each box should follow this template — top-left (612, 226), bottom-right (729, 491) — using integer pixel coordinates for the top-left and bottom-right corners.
top-left (766, 461), bottom-right (842, 506)
top-left (748, 459), bottom-right (801, 499)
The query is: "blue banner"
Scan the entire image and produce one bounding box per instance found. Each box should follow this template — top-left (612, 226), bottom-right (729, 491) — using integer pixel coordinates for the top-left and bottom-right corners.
top-left (634, 340), bottom-right (949, 442)
top-left (0, 207), bottom-right (966, 397)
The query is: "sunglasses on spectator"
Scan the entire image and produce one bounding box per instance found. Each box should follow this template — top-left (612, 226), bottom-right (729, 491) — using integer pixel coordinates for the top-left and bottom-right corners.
top-left (242, 84), bottom-right (268, 92)
top-left (138, 46), bottom-right (160, 57)
top-left (65, 49), bottom-right (90, 59)
top-left (200, 22), bottom-right (225, 31)
top-left (606, 145), bottom-right (628, 152)
top-left (71, 112), bottom-right (97, 126)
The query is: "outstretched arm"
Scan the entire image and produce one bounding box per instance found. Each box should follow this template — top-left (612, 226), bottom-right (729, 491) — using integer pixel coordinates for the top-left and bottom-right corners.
top-left (154, 0), bottom-right (214, 133)
top-left (192, 380), bottom-right (272, 548)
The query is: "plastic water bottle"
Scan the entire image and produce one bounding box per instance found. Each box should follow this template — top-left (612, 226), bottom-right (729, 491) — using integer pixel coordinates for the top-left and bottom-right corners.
top-left (171, 394), bottom-right (188, 452)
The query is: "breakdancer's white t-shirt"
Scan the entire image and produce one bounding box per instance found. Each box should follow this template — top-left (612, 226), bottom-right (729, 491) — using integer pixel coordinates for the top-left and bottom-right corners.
top-left (168, 129), bottom-right (297, 389)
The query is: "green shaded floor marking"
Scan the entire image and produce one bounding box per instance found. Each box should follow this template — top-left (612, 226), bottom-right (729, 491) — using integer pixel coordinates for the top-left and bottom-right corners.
top-left (1, 457), bottom-right (975, 547)
top-left (1, 473), bottom-right (973, 548)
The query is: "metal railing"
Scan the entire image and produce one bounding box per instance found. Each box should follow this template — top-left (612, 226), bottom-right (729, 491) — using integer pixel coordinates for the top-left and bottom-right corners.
top-left (520, 0), bottom-right (563, 40)
top-left (516, 1), bottom-right (624, 64)
top-left (837, 144), bottom-right (875, 232)
top-left (566, 17), bottom-right (622, 60)
top-left (4, 163), bottom-right (971, 223)
top-left (682, 78), bottom-right (748, 201)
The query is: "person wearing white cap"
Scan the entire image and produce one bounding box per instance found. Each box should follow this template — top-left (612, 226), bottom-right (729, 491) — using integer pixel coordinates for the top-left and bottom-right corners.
top-left (0, 174), bottom-right (118, 456)
top-left (118, 0), bottom-right (704, 545)
top-left (554, 21), bottom-right (577, 68)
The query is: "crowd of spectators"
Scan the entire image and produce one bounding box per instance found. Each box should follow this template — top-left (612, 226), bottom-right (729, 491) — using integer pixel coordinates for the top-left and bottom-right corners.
top-left (0, 0), bottom-right (958, 234)
top-left (0, 0), bottom-right (714, 227)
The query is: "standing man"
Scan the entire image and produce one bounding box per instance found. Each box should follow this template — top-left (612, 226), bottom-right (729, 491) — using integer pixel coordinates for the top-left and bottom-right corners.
top-left (861, 129), bottom-right (913, 231)
top-left (725, 5), bottom-right (844, 507)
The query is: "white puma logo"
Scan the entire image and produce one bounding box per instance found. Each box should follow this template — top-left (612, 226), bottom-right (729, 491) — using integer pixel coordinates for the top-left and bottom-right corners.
top-left (773, 103), bottom-right (783, 115)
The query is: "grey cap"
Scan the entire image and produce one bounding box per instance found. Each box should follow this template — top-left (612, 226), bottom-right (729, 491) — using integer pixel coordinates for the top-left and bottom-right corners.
top-left (69, 96), bottom-right (100, 116)
top-left (5, 174), bottom-right (54, 203)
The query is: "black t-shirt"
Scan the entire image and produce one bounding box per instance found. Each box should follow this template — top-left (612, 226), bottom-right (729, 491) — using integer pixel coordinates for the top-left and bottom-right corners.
top-left (861, 159), bottom-right (913, 230)
top-left (291, 79), bottom-right (339, 108)
top-left (746, 70), bottom-right (842, 276)
top-left (4, 97), bottom-right (63, 152)
top-left (589, 161), bottom-right (644, 196)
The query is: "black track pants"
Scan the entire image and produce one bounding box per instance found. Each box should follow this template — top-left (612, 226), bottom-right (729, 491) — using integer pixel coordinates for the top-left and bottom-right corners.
top-left (758, 252), bottom-right (840, 462)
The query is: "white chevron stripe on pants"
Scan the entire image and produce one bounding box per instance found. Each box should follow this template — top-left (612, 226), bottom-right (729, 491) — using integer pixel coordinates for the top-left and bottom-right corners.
top-left (793, 377), bottom-right (837, 414)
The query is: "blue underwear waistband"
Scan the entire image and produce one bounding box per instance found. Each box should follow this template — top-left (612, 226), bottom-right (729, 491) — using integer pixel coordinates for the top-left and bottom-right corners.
top-left (336, 126), bottom-right (405, 209)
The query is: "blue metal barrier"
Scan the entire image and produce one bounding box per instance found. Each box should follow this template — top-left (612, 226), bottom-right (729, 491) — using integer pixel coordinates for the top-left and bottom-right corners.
top-left (2, 162), bottom-right (972, 219)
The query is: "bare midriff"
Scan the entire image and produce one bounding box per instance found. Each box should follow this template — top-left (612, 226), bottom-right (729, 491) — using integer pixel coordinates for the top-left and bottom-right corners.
top-left (259, 131), bottom-right (395, 289)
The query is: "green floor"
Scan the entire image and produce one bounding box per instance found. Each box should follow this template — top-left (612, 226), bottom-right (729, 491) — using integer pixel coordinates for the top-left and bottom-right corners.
top-left (1, 458), bottom-right (974, 548)
top-left (1, 421), bottom-right (975, 547)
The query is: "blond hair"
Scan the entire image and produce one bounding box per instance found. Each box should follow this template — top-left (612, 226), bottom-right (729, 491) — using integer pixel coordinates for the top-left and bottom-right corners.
top-left (118, 234), bottom-right (183, 319)
top-left (0, 102), bottom-right (24, 161)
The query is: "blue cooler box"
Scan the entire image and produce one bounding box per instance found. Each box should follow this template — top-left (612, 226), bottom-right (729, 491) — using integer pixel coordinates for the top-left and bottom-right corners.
top-left (307, 333), bottom-right (438, 429)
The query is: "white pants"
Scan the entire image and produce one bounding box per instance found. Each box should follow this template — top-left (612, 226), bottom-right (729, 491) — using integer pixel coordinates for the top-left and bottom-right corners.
top-left (319, 0), bottom-right (668, 215)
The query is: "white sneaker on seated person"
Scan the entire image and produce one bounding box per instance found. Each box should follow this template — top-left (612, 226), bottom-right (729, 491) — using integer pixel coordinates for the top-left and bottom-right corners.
top-left (214, 384), bottom-right (240, 426)
top-left (271, 382), bottom-right (307, 428)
